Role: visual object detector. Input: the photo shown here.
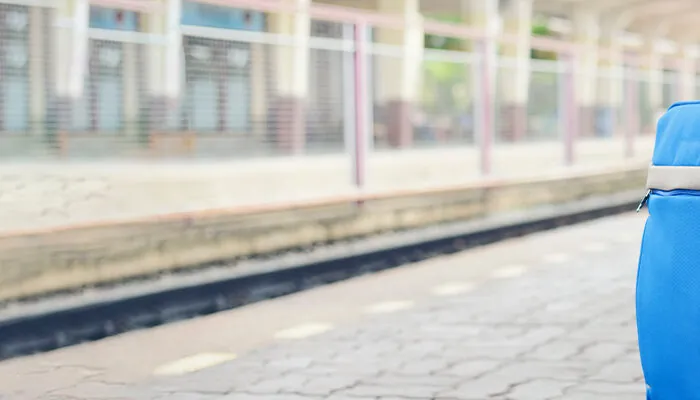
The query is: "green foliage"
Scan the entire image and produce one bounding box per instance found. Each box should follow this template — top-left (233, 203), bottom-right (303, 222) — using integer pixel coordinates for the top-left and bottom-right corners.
top-left (420, 14), bottom-right (558, 110)
top-left (423, 14), bottom-right (468, 91)
top-left (424, 14), bottom-right (557, 61)
top-left (424, 14), bottom-right (466, 51)
top-left (531, 24), bottom-right (550, 37)
top-left (531, 22), bottom-right (557, 60)
top-left (420, 15), bottom-right (470, 110)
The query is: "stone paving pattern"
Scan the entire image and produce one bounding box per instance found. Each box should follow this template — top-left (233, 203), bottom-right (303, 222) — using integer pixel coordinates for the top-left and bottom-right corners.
top-left (12, 214), bottom-right (647, 400)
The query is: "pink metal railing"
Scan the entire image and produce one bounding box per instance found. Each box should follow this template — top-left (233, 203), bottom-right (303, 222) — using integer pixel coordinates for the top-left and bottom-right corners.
top-left (4, 0), bottom-right (658, 182)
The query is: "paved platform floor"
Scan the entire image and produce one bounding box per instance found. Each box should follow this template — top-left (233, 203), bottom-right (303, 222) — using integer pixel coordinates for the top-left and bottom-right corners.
top-left (0, 212), bottom-right (647, 399)
top-left (0, 137), bottom-right (653, 233)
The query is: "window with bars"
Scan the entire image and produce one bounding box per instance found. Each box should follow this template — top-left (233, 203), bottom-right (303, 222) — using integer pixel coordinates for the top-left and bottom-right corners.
top-left (179, 36), bottom-right (252, 133)
top-left (0, 4), bottom-right (30, 132)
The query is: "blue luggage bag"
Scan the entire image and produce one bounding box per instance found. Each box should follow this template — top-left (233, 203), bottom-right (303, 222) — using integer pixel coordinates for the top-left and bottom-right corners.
top-left (637, 101), bottom-right (700, 400)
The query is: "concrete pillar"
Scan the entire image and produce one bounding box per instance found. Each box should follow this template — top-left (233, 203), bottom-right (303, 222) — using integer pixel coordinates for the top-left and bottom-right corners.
top-left (53, 0), bottom-right (89, 132)
top-left (142, 0), bottom-right (182, 134)
top-left (596, 20), bottom-right (625, 138)
top-left (28, 6), bottom-right (46, 135)
top-left (498, 0), bottom-right (532, 142)
top-left (462, 0), bottom-right (499, 48)
top-left (571, 8), bottom-right (599, 138)
top-left (374, 0), bottom-right (423, 148)
top-left (267, 0), bottom-right (310, 154)
top-left (677, 45), bottom-right (698, 101)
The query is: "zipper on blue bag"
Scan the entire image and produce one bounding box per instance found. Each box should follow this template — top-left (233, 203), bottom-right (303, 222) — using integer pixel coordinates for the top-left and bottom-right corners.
top-left (637, 189), bottom-right (700, 212)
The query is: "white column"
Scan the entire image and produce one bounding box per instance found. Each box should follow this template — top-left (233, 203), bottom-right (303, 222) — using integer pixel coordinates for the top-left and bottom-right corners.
top-left (267, 0), bottom-right (311, 153)
top-left (140, 0), bottom-right (182, 137)
top-left (375, 0), bottom-right (423, 148)
top-left (500, 0), bottom-right (531, 105)
top-left (499, 0), bottom-right (532, 141)
top-left (464, 0), bottom-right (499, 85)
top-left (375, 0), bottom-right (423, 104)
top-left (572, 9), bottom-right (599, 109)
top-left (54, 0), bottom-right (89, 99)
top-left (143, 0), bottom-right (182, 99)
top-left (268, 0), bottom-right (310, 100)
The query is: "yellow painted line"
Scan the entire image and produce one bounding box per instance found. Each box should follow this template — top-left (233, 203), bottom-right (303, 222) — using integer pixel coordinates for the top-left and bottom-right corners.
top-left (153, 352), bottom-right (237, 376)
top-left (364, 300), bottom-right (415, 314)
top-left (274, 323), bottom-right (333, 340)
top-left (431, 282), bottom-right (476, 296)
top-left (491, 265), bottom-right (528, 279)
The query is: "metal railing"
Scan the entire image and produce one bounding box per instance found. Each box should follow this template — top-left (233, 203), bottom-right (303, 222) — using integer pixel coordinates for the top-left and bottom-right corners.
top-left (0, 3), bottom-right (661, 157)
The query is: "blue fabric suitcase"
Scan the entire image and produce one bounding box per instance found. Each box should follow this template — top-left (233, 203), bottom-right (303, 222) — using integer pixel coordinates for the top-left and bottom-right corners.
top-left (637, 101), bottom-right (700, 400)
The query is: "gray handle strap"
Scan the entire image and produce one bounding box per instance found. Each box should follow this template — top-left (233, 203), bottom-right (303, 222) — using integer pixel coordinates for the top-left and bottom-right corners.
top-left (646, 165), bottom-right (700, 191)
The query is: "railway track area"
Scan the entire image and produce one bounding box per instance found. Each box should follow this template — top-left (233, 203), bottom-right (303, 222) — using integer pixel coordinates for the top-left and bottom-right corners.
top-left (0, 190), bottom-right (641, 361)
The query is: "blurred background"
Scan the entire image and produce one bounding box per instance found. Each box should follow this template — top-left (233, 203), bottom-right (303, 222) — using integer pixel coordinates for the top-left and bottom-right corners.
top-left (0, 0), bottom-right (683, 398)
